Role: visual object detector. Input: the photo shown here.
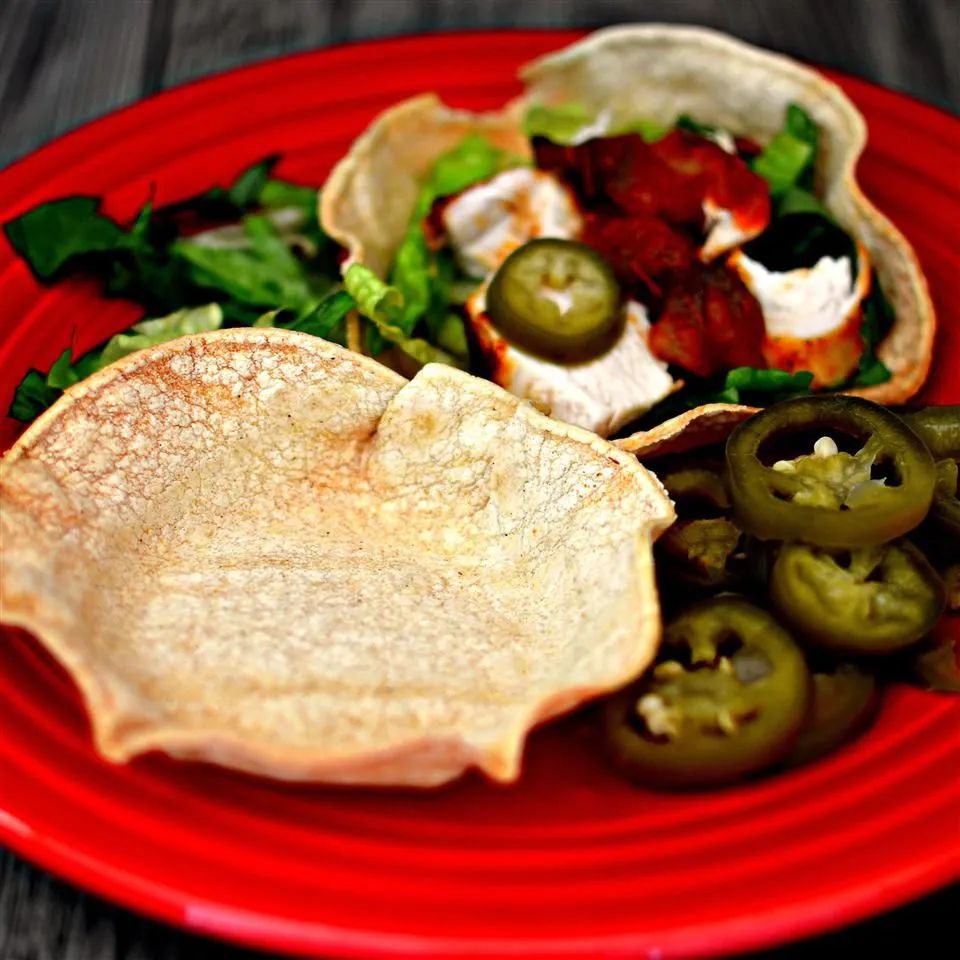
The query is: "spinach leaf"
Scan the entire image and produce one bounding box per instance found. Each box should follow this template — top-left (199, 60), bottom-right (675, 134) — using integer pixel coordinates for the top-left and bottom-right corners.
top-left (675, 114), bottom-right (718, 138)
top-left (171, 214), bottom-right (330, 310)
top-left (284, 290), bottom-right (355, 345)
top-left (387, 133), bottom-right (518, 351)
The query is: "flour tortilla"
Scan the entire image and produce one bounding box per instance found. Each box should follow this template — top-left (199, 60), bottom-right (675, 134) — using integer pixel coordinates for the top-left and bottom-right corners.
top-left (615, 403), bottom-right (757, 459)
top-left (0, 328), bottom-right (672, 786)
top-left (321, 25), bottom-right (933, 407)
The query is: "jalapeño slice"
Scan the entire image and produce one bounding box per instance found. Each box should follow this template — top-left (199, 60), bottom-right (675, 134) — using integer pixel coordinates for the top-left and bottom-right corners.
top-left (486, 239), bottom-right (622, 362)
top-left (783, 664), bottom-right (880, 768)
top-left (725, 396), bottom-right (936, 548)
top-left (602, 597), bottom-right (810, 789)
top-left (770, 541), bottom-right (945, 655)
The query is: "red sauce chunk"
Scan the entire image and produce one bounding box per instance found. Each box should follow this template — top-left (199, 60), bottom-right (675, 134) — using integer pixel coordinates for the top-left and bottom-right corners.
top-left (532, 129), bottom-right (772, 377)
top-left (650, 265), bottom-right (766, 377)
top-left (581, 213), bottom-right (696, 296)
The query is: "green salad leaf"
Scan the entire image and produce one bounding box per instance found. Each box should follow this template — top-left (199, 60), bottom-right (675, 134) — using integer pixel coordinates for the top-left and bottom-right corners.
top-left (523, 102), bottom-right (594, 144)
top-left (675, 114), bottom-right (719, 138)
top-left (172, 214), bottom-right (331, 310)
top-left (344, 264), bottom-right (464, 368)
top-left (97, 304), bottom-right (224, 366)
top-left (9, 304), bottom-right (224, 421)
top-left (4, 197), bottom-right (136, 279)
top-left (852, 274), bottom-right (893, 386)
top-left (418, 133), bottom-right (517, 214)
top-left (626, 118), bottom-right (669, 143)
top-left (9, 371), bottom-right (62, 422)
top-left (724, 367), bottom-right (814, 397)
top-left (522, 101), bottom-right (667, 145)
top-left (380, 133), bottom-right (513, 358)
top-left (4, 159), bottom-right (332, 321)
top-left (285, 290), bottom-right (355, 344)
top-left (753, 103), bottom-right (821, 214)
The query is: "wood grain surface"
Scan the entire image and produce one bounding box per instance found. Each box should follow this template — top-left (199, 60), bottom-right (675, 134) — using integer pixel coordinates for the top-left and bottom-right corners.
top-left (0, 1), bottom-right (957, 958)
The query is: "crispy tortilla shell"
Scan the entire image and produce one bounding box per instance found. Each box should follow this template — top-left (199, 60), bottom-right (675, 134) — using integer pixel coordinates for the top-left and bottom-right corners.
top-left (321, 26), bottom-right (933, 407)
top-left (614, 403), bottom-right (757, 459)
top-left (1, 329), bottom-right (672, 786)
top-left (521, 25), bottom-right (934, 405)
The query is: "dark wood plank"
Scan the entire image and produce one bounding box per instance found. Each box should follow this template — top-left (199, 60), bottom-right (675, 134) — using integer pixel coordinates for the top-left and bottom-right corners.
top-left (1, 1), bottom-right (958, 958)
top-left (0, 0), bottom-right (152, 167)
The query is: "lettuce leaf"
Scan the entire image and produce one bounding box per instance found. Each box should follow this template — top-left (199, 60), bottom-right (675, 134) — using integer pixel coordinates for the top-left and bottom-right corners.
top-left (4, 197), bottom-right (137, 279)
top-left (4, 160), bottom-right (332, 321)
top-left (675, 114), bottom-right (718, 138)
top-left (97, 304), bottom-right (224, 366)
top-left (9, 304), bottom-right (224, 421)
top-left (625, 118), bottom-right (669, 144)
top-left (852, 274), bottom-right (893, 386)
top-left (344, 264), bottom-right (464, 367)
top-left (523, 101), bottom-right (666, 145)
top-left (752, 103), bottom-right (819, 203)
top-left (172, 214), bottom-right (331, 310)
top-left (285, 290), bottom-right (354, 344)
top-left (724, 367), bottom-right (813, 397)
top-left (523, 102), bottom-right (594, 144)
top-left (386, 133), bottom-right (514, 354)
top-left (9, 371), bottom-right (61, 422)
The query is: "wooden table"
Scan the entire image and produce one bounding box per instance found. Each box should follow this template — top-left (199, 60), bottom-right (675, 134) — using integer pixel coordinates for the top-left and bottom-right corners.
top-left (0, 1), bottom-right (957, 957)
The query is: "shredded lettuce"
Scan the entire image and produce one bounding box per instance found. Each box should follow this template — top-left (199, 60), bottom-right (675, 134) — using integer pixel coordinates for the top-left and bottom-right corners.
top-left (626, 118), bottom-right (669, 143)
top-left (9, 304), bottom-right (224, 421)
top-left (523, 102), bottom-right (594, 144)
top-left (390, 227), bottom-right (433, 332)
top-left (98, 304), bottom-right (224, 366)
top-left (382, 133), bottom-right (513, 359)
top-left (344, 264), bottom-right (464, 368)
top-left (753, 103), bottom-right (819, 203)
top-left (675, 114), bottom-right (718, 138)
top-left (3, 159), bottom-right (333, 325)
top-left (522, 101), bottom-right (666, 145)
top-left (172, 214), bottom-right (331, 310)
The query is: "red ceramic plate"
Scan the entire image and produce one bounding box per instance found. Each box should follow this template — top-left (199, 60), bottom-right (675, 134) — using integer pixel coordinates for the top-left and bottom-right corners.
top-left (0, 30), bottom-right (958, 960)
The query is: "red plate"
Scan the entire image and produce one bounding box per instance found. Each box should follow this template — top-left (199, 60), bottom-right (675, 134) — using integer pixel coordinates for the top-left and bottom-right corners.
top-left (0, 30), bottom-right (958, 959)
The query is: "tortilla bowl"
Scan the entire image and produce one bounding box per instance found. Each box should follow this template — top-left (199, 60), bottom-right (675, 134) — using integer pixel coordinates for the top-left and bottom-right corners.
top-left (321, 24), bottom-right (934, 409)
top-left (0, 328), bottom-right (673, 787)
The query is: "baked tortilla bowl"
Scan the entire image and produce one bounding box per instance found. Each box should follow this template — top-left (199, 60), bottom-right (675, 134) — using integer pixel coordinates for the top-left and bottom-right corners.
top-left (0, 328), bottom-right (673, 786)
top-left (322, 24), bottom-right (934, 409)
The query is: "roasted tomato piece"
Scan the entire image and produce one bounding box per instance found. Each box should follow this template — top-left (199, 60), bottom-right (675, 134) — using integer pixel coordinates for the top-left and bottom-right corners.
top-left (702, 263), bottom-right (767, 369)
top-left (606, 137), bottom-right (704, 225)
top-left (649, 264), bottom-right (766, 376)
top-left (652, 130), bottom-right (770, 235)
top-left (581, 213), bottom-right (697, 294)
top-left (532, 134), bottom-right (637, 205)
top-left (648, 273), bottom-right (714, 376)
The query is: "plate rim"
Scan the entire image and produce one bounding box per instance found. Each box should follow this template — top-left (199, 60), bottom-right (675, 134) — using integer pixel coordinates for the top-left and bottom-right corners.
top-left (1, 27), bottom-right (958, 960)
